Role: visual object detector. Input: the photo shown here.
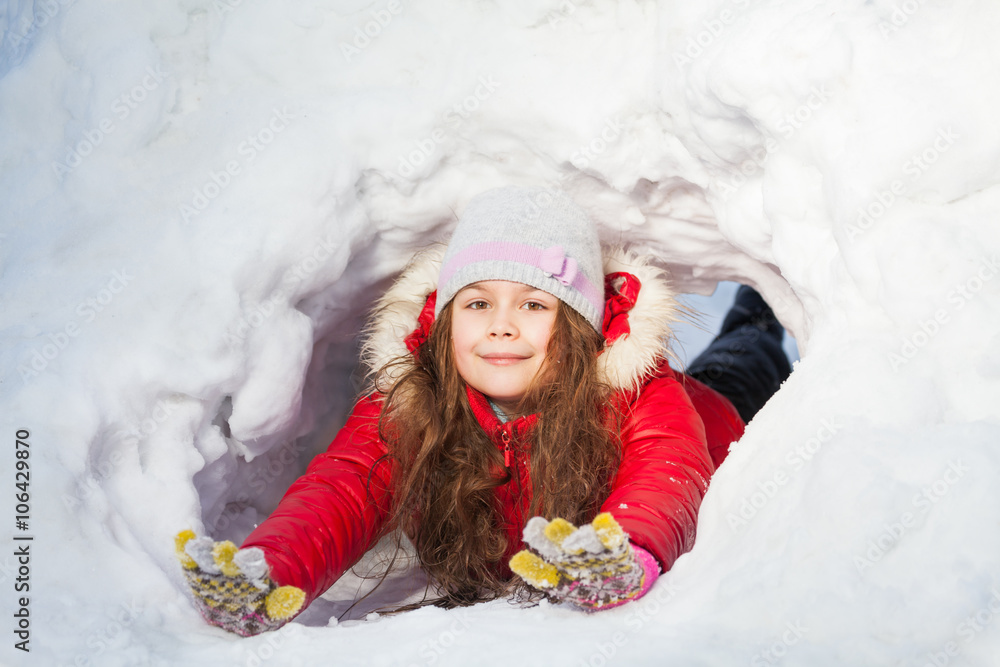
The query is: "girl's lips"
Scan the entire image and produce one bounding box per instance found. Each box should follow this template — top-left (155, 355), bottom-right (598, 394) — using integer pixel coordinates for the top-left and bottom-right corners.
top-left (481, 354), bottom-right (529, 366)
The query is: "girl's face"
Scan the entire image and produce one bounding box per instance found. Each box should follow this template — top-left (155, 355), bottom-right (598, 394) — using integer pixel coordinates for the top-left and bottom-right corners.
top-left (451, 280), bottom-right (558, 415)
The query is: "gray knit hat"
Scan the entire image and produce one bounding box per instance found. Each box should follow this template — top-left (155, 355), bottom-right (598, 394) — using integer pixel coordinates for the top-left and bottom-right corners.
top-left (436, 186), bottom-right (604, 330)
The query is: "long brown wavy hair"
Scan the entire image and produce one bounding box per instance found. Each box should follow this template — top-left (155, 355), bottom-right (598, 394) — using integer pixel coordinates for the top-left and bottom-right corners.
top-left (373, 296), bottom-right (623, 608)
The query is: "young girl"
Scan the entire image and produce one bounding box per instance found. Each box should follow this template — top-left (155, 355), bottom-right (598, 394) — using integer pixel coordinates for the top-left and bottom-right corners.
top-left (175, 186), bottom-right (787, 636)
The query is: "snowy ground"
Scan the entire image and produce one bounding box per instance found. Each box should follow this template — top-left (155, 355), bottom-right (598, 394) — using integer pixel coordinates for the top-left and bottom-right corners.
top-left (2, 0), bottom-right (1000, 665)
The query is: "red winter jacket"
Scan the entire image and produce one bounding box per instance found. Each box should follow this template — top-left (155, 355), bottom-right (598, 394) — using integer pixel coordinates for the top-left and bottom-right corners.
top-left (241, 249), bottom-right (744, 605)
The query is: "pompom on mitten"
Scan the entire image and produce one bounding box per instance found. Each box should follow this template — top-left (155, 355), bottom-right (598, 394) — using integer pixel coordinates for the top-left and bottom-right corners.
top-left (509, 513), bottom-right (659, 611)
top-left (175, 530), bottom-right (305, 636)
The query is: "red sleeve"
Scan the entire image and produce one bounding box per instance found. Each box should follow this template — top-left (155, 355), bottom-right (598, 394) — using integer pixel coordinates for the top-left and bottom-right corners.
top-left (240, 394), bottom-right (393, 605)
top-left (600, 367), bottom-right (720, 573)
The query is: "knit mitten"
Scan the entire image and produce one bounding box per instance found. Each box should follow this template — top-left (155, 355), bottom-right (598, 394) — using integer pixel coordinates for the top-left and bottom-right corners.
top-left (175, 530), bottom-right (305, 636)
top-left (509, 513), bottom-right (659, 610)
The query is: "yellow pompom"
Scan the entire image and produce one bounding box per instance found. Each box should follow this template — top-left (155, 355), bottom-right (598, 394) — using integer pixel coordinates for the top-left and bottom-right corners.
top-left (212, 541), bottom-right (241, 577)
top-left (592, 512), bottom-right (626, 550)
top-left (509, 550), bottom-right (562, 589)
top-left (174, 530), bottom-right (198, 570)
top-left (543, 518), bottom-right (577, 546)
top-left (265, 586), bottom-right (306, 621)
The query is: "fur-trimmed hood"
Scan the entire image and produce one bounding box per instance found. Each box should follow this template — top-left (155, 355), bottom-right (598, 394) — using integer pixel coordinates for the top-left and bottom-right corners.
top-left (361, 246), bottom-right (680, 394)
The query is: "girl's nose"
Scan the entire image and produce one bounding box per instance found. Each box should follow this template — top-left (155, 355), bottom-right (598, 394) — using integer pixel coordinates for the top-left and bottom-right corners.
top-left (487, 309), bottom-right (518, 338)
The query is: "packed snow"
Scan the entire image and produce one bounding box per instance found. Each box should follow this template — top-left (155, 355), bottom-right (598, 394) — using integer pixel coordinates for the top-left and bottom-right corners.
top-left (2, 0), bottom-right (999, 665)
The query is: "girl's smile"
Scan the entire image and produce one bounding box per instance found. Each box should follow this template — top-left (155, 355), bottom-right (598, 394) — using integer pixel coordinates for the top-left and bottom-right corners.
top-left (481, 353), bottom-right (530, 365)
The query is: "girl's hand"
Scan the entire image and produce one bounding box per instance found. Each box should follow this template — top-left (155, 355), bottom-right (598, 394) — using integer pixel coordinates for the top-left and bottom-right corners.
top-left (509, 513), bottom-right (659, 610)
top-left (175, 530), bottom-right (305, 636)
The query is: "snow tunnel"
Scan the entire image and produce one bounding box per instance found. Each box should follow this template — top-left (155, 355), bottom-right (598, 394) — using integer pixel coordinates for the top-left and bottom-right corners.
top-left (3, 1), bottom-right (1000, 664)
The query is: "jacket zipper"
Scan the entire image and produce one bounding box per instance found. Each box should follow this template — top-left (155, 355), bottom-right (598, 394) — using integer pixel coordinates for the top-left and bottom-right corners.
top-left (500, 428), bottom-right (512, 468)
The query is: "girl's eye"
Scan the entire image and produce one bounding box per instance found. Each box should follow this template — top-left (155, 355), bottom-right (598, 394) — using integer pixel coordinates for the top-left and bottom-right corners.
top-left (523, 301), bottom-right (546, 311)
top-left (468, 300), bottom-right (490, 310)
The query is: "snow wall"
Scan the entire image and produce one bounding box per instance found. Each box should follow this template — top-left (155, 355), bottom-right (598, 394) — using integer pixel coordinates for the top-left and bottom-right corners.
top-left (2, 0), bottom-right (1000, 665)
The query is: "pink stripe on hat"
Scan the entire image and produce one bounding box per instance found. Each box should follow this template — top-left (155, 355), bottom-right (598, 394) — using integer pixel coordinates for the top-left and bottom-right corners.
top-left (439, 241), bottom-right (603, 315)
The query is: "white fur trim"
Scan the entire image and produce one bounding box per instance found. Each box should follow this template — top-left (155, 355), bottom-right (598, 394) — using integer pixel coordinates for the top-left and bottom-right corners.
top-left (360, 246), bottom-right (444, 390)
top-left (361, 246), bottom-right (678, 393)
top-left (598, 248), bottom-right (679, 393)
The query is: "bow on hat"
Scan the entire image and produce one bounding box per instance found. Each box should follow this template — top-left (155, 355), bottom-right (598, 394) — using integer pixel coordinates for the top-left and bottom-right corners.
top-left (539, 246), bottom-right (578, 287)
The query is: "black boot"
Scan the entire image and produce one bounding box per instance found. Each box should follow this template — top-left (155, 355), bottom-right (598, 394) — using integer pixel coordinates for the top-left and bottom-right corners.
top-left (686, 286), bottom-right (792, 423)
top-left (718, 285), bottom-right (785, 340)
